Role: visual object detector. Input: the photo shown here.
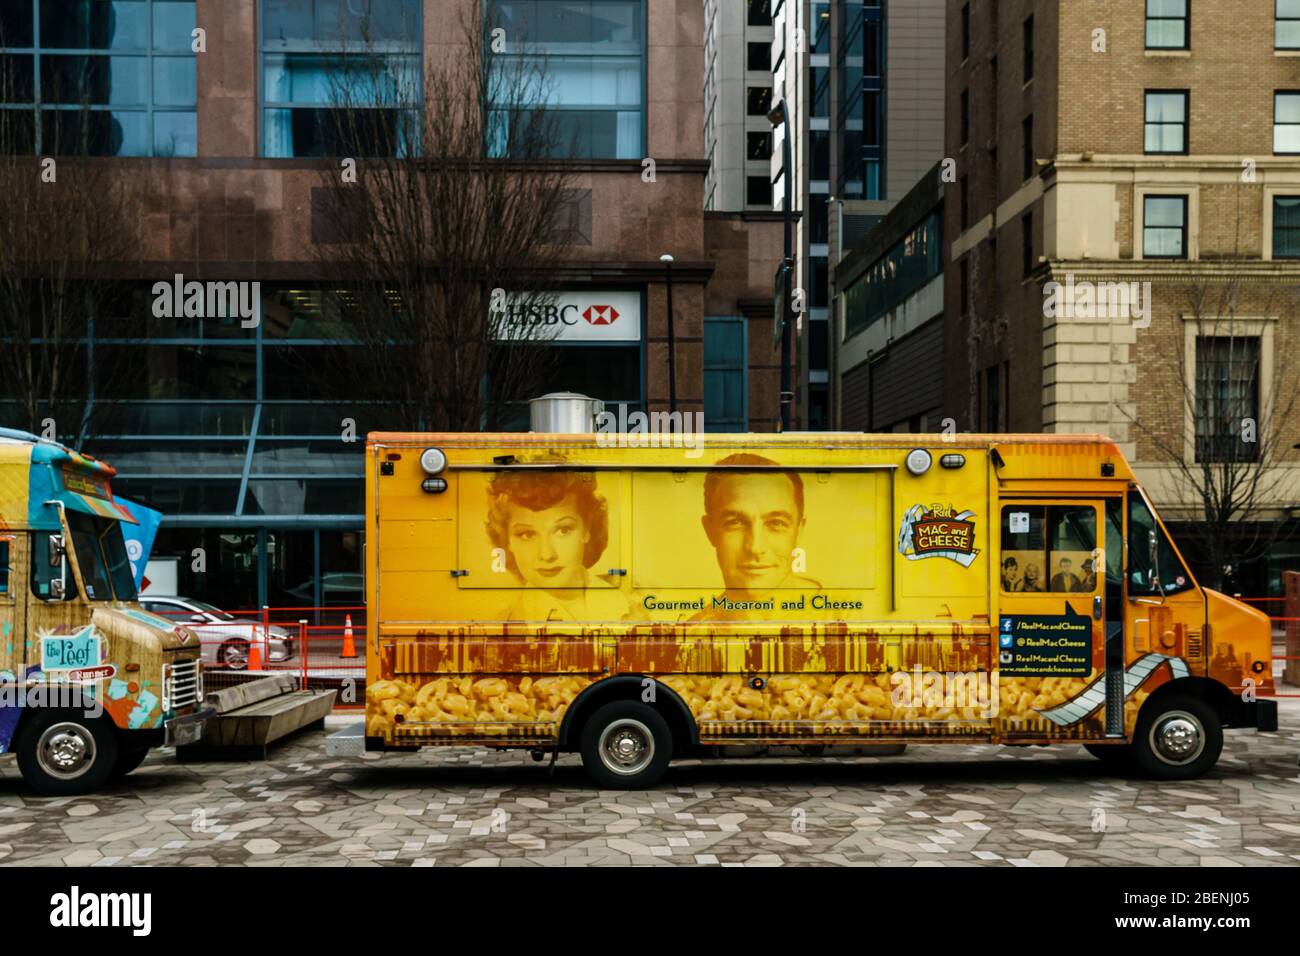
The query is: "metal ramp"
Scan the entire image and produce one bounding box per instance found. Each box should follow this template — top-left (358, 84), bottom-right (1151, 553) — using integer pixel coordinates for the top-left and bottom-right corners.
top-left (178, 674), bottom-right (337, 761)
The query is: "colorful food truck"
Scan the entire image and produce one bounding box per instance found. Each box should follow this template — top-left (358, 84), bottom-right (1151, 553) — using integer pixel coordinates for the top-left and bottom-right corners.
top-left (361, 431), bottom-right (1277, 788)
top-left (0, 429), bottom-right (208, 794)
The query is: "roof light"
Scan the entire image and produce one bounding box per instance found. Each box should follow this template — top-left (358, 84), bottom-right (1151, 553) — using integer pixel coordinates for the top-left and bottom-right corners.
top-left (419, 448), bottom-right (447, 475)
top-left (905, 448), bottom-right (932, 476)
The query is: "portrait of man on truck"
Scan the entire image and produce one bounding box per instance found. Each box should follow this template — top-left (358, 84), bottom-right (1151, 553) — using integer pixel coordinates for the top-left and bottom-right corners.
top-left (691, 453), bottom-right (821, 622)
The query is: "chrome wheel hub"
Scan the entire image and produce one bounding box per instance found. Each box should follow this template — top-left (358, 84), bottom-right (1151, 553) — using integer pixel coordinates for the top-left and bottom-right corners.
top-left (599, 719), bottom-right (654, 776)
top-left (1151, 712), bottom-right (1204, 765)
top-left (37, 723), bottom-right (96, 779)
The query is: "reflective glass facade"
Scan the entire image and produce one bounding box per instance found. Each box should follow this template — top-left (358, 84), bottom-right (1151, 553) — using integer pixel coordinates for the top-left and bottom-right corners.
top-left (0, 0), bottom-right (197, 156)
top-left (489, 0), bottom-right (645, 159)
top-left (837, 0), bottom-right (883, 200)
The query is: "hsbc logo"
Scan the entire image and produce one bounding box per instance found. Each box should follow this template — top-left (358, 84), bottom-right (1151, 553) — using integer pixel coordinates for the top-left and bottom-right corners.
top-left (582, 305), bottom-right (620, 326)
top-left (493, 291), bottom-right (641, 343)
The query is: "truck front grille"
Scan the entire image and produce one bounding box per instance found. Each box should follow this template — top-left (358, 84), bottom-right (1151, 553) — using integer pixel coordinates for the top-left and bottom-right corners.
top-left (163, 657), bottom-right (202, 712)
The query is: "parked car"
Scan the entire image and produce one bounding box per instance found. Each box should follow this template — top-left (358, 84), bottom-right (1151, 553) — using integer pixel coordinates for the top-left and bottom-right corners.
top-left (139, 596), bottom-right (295, 670)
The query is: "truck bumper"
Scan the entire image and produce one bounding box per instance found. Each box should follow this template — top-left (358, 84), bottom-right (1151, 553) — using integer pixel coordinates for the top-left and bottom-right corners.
top-left (165, 708), bottom-right (215, 748)
top-left (1223, 696), bottom-right (1278, 732)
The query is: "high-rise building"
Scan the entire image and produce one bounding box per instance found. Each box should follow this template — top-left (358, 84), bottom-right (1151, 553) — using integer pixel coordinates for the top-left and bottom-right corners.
top-left (945, 0), bottom-right (1300, 593)
top-left (764, 0), bottom-right (944, 429)
top-left (704, 0), bottom-right (777, 211)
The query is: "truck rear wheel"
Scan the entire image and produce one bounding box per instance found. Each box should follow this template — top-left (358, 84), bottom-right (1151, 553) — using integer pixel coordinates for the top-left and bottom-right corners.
top-left (1131, 695), bottom-right (1222, 780)
top-left (15, 710), bottom-right (119, 796)
top-left (579, 701), bottom-right (673, 790)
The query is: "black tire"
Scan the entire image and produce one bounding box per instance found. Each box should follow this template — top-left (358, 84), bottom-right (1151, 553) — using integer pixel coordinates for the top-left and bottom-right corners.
top-left (1130, 694), bottom-right (1223, 780)
top-left (15, 709), bottom-right (119, 796)
top-left (110, 745), bottom-right (152, 780)
top-left (1083, 742), bottom-right (1135, 773)
top-left (579, 700), bottom-right (673, 790)
top-left (218, 639), bottom-right (249, 670)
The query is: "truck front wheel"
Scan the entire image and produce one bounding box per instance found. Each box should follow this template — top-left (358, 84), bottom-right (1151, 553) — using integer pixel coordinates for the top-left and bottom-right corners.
top-left (1131, 695), bottom-right (1222, 780)
top-left (15, 710), bottom-right (119, 796)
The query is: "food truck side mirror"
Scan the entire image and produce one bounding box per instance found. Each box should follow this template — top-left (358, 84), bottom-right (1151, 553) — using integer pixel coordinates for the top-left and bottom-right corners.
top-left (50, 577), bottom-right (65, 599)
top-left (48, 534), bottom-right (65, 567)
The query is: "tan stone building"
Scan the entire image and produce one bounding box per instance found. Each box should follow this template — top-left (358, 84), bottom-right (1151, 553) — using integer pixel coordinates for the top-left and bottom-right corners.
top-left (0, 0), bottom-right (784, 610)
top-left (945, 0), bottom-right (1300, 593)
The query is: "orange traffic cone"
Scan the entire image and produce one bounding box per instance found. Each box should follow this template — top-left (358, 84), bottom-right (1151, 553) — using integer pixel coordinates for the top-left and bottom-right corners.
top-left (341, 614), bottom-right (357, 659)
top-left (248, 632), bottom-right (264, 671)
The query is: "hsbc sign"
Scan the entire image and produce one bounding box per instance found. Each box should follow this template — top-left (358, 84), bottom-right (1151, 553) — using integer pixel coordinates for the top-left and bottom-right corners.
top-left (494, 290), bottom-right (642, 343)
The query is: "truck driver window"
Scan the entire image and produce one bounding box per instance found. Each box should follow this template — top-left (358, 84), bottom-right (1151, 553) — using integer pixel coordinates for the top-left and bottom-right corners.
top-left (31, 532), bottom-right (78, 601)
top-left (67, 512), bottom-right (113, 602)
top-left (1127, 492), bottom-right (1194, 595)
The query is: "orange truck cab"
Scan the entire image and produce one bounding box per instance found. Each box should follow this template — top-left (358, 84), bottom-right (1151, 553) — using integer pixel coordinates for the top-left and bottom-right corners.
top-left (357, 431), bottom-right (1276, 788)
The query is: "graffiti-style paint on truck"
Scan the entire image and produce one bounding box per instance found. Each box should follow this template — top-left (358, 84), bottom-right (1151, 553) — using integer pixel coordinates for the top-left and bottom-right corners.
top-left (0, 429), bottom-right (208, 794)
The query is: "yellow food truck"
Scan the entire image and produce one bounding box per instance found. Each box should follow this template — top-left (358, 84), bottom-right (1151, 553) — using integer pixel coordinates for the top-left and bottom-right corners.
top-left (362, 431), bottom-right (1277, 788)
top-left (0, 429), bottom-right (208, 794)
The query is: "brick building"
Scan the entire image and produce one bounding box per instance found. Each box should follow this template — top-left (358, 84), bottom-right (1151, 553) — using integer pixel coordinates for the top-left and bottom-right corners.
top-left (946, 0), bottom-right (1300, 593)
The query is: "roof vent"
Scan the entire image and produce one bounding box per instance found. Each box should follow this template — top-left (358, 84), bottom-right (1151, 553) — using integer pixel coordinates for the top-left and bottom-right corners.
top-left (528, 392), bottom-right (605, 434)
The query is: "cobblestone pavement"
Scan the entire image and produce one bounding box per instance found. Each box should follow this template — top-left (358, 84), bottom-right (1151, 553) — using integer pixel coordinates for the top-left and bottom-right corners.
top-left (1, 712), bottom-right (1298, 867)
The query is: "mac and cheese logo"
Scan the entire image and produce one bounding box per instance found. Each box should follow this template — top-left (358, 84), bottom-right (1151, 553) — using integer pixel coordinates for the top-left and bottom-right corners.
top-left (582, 304), bottom-right (620, 326)
top-left (897, 503), bottom-right (979, 568)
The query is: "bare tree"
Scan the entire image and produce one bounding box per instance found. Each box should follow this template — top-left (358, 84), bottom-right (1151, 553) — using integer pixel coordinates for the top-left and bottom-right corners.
top-left (1123, 273), bottom-right (1299, 591)
top-left (0, 46), bottom-right (135, 442)
top-left (308, 2), bottom-right (580, 432)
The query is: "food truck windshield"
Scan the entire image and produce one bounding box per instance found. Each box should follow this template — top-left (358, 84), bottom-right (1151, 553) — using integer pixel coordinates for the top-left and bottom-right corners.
top-left (62, 511), bottom-right (138, 602)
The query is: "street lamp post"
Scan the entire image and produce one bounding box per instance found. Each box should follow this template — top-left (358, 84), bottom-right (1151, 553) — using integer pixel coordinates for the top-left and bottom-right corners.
top-left (660, 254), bottom-right (677, 414)
top-left (768, 97), bottom-right (794, 432)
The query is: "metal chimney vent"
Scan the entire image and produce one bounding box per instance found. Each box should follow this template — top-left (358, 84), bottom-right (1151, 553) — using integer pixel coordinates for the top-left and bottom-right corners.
top-left (528, 392), bottom-right (605, 434)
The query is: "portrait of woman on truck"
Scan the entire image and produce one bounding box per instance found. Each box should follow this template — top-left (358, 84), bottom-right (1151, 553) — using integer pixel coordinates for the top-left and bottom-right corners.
top-left (485, 470), bottom-right (638, 622)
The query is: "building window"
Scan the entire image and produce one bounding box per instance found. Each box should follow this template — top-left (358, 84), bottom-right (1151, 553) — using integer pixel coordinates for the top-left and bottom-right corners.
top-left (810, 128), bottom-right (829, 180)
top-left (746, 85), bottom-right (771, 116)
top-left (812, 65), bottom-right (829, 118)
top-left (1275, 91), bottom-right (1300, 153)
top-left (747, 41), bottom-right (770, 72)
top-left (261, 0), bottom-right (421, 158)
top-left (1143, 195), bottom-right (1188, 258)
top-left (1022, 15), bottom-right (1034, 83)
top-left (1021, 212), bottom-right (1033, 277)
top-left (704, 316), bottom-right (747, 431)
top-left (961, 3), bottom-right (970, 60)
top-left (985, 363), bottom-right (1001, 432)
top-left (747, 0), bottom-right (771, 27)
top-left (746, 130), bottom-right (770, 161)
top-left (960, 88), bottom-right (970, 145)
top-left (1273, 195), bottom-right (1300, 257)
top-left (746, 174), bottom-right (771, 206)
top-left (488, 0), bottom-right (645, 160)
top-left (1022, 114), bottom-right (1034, 179)
top-left (1146, 0), bottom-right (1189, 49)
top-left (1278, 0), bottom-right (1300, 49)
top-left (959, 176), bottom-right (969, 229)
top-left (0, 0), bottom-right (198, 156)
top-left (960, 257), bottom-right (969, 315)
top-left (1144, 90), bottom-right (1188, 154)
top-left (1195, 337), bottom-right (1260, 463)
